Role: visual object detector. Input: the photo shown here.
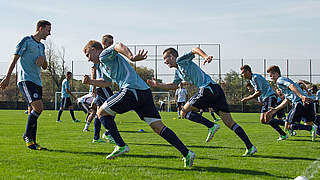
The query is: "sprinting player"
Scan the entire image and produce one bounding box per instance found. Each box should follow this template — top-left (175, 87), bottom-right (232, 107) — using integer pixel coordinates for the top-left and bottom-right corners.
top-left (174, 82), bottom-right (188, 118)
top-left (0, 20), bottom-right (51, 150)
top-left (199, 108), bottom-right (220, 122)
top-left (266, 65), bottom-right (317, 141)
top-left (147, 47), bottom-right (256, 156)
top-left (83, 40), bottom-right (195, 167)
top-left (240, 65), bottom-right (287, 140)
top-left (57, 72), bottom-right (80, 123)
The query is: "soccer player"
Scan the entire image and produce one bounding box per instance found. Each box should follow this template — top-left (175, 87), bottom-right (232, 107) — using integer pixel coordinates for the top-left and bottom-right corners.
top-left (159, 99), bottom-right (166, 112)
top-left (275, 89), bottom-right (286, 121)
top-left (199, 108), bottom-right (221, 122)
top-left (101, 34), bottom-right (114, 49)
top-left (56, 72), bottom-right (80, 123)
top-left (266, 65), bottom-right (317, 141)
top-left (174, 82), bottom-right (188, 118)
top-left (240, 65), bottom-right (287, 140)
top-left (0, 20), bottom-right (51, 150)
top-left (314, 85), bottom-right (320, 115)
top-left (147, 47), bottom-right (256, 156)
top-left (82, 41), bottom-right (195, 167)
top-left (77, 86), bottom-right (95, 131)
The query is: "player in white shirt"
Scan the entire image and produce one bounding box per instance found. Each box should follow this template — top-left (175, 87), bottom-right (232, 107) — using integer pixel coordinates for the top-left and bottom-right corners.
top-left (175, 83), bottom-right (188, 118)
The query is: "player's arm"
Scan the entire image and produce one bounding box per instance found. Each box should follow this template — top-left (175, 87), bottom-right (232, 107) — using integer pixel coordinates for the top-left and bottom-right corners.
top-left (192, 47), bottom-right (213, 65)
top-left (82, 75), bottom-right (112, 87)
top-left (91, 66), bottom-right (97, 97)
top-left (241, 90), bottom-right (262, 102)
top-left (66, 86), bottom-right (76, 99)
top-left (0, 55), bottom-right (20, 90)
top-left (114, 42), bottom-right (148, 62)
top-left (35, 56), bottom-right (48, 70)
top-left (147, 77), bottom-right (179, 90)
top-left (289, 84), bottom-right (311, 104)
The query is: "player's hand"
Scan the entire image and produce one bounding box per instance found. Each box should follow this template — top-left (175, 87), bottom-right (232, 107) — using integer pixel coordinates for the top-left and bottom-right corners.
top-left (82, 75), bottom-right (91, 85)
top-left (147, 77), bottom-right (157, 87)
top-left (265, 107), bottom-right (277, 123)
top-left (301, 96), bottom-right (312, 105)
top-left (203, 56), bottom-right (213, 65)
top-left (130, 49), bottom-right (148, 61)
top-left (35, 56), bottom-right (45, 67)
top-left (0, 76), bottom-right (10, 90)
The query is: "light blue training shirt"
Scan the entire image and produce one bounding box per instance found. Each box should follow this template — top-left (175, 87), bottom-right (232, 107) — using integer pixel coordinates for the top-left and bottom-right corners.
top-left (173, 51), bottom-right (216, 88)
top-left (61, 79), bottom-right (70, 98)
top-left (316, 90), bottom-right (320, 101)
top-left (99, 45), bottom-right (149, 90)
top-left (15, 36), bottom-right (45, 86)
top-left (250, 73), bottom-right (276, 102)
top-left (276, 77), bottom-right (308, 104)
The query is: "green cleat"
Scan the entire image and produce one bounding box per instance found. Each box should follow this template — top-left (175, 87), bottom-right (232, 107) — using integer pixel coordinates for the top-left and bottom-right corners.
top-left (106, 144), bottom-right (129, 159)
top-left (206, 124), bottom-right (220, 142)
top-left (102, 134), bottom-right (115, 144)
top-left (92, 138), bottom-right (106, 143)
top-left (56, 119), bottom-right (62, 122)
top-left (182, 150), bottom-right (196, 168)
top-left (277, 135), bottom-right (288, 141)
top-left (311, 125), bottom-right (317, 142)
top-left (242, 146), bottom-right (257, 156)
top-left (72, 119), bottom-right (81, 123)
top-left (214, 118), bottom-right (221, 122)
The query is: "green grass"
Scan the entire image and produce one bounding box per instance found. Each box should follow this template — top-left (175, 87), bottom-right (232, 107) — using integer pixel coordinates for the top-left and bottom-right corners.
top-left (0, 110), bottom-right (319, 180)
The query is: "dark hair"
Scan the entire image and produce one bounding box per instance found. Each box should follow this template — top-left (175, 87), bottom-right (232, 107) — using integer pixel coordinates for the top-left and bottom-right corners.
top-left (240, 65), bottom-right (252, 73)
top-left (66, 71), bottom-right (72, 76)
top-left (102, 34), bottom-right (113, 41)
top-left (267, 65), bottom-right (281, 76)
top-left (246, 83), bottom-right (253, 88)
top-left (312, 85), bottom-right (318, 93)
top-left (36, 20), bottom-right (51, 30)
top-left (163, 48), bottom-right (179, 58)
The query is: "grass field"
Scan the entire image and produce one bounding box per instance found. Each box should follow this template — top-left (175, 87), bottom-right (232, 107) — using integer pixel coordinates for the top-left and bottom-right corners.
top-left (0, 110), bottom-right (319, 180)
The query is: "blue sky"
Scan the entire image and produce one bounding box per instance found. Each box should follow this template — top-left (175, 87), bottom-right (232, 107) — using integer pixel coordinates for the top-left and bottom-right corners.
top-left (0, 0), bottom-right (320, 81)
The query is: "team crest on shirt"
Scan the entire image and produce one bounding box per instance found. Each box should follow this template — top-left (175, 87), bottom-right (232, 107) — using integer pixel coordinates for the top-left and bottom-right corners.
top-left (33, 93), bottom-right (38, 98)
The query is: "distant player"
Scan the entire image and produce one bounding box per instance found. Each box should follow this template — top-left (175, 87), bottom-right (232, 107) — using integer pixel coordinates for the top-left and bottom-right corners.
top-left (83, 40), bottom-right (195, 167)
top-left (159, 99), bottom-right (166, 112)
top-left (311, 85), bottom-right (319, 114)
top-left (77, 86), bottom-right (95, 131)
top-left (266, 65), bottom-right (317, 141)
top-left (240, 65), bottom-right (287, 140)
top-left (147, 47), bottom-right (256, 156)
top-left (0, 20), bottom-right (51, 150)
top-left (174, 83), bottom-right (188, 118)
top-left (56, 72), bottom-right (80, 123)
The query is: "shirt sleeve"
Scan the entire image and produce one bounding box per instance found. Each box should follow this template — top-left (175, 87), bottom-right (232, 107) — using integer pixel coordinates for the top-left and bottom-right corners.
top-left (253, 76), bottom-right (262, 91)
top-left (277, 77), bottom-right (291, 87)
top-left (40, 44), bottom-right (45, 56)
top-left (100, 45), bottom-right (118, 62)
top-left (176, 51), bottom-right (195, 64)
top-left (173, 70), bottom-right (182, 85)
top-left (15, 37), bottom-right (29, 56)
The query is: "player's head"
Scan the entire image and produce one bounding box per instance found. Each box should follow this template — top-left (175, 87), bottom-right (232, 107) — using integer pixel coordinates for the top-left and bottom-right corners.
top-left (66, 71), bottom-right (72, 80)
top-left (246, 83), bottom-right (254, 93)
top-left (240, 65), bottom-right (252, 79)
top-left (83, 40), bottom-right (103, 63)
top-left (267, 65), bottom-right (281, 82)
top-left (311, 85), bottom-right (318, 94)
top-left (102, 34), bottom-right (114, 49)
top-left (179, 82), bottom-right (183, 88)
top-left (163, 48), bottom-right (178, 68)
top-left (36, 20), bottom-right (51, 40)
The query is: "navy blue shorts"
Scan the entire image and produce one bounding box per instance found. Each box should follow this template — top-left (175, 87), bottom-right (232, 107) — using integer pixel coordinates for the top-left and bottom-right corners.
top-left (18, 81), bottom-right (42, 104)
top-left (101, 88), bottom-right (161, 125)
top-left (188, 83), bottom-right (230, 113)
top-left (261, 95), bottom-right (277, 113)
top-left (60, 97), bottom-right (72, 108)
top-left (176, 102), bottom-right (185, 108)
top-left (94, 87), bottom-right (113, 107)
top-left (314, 101), bottom-right (319, 114)
top-left (287, 102), bottom-right (315, 123)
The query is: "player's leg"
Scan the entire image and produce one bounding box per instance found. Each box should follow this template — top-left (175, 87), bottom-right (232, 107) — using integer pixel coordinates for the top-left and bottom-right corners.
top-left (57, 98), bottom-right (65, 122)
top-left (67, 98), bottom-right (79, 122)
top-left (177, 102), bottom-right (181, 118)
top-left (136, 89), bottom-right (194, 167)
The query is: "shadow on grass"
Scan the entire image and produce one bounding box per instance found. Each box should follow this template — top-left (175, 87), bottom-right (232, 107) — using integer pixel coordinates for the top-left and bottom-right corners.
top-left (287, 139), bottom-right (317, 142)
top-left (47, 149), bottom-right (106, 155)
top-left (118, 165), bottom-right (291, 179)
top-left (131, 143), bottom-right (241, 150)
top-left (119, 130), bottom-right (152, 133)
top-left (232, 154), bottom-right (317, 161)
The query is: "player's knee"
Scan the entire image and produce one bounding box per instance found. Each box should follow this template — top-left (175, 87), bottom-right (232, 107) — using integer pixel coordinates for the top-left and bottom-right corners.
top-left (181, 110), bottom-right (188, 118)
top-left (150, 121), bottom-right (165, 135)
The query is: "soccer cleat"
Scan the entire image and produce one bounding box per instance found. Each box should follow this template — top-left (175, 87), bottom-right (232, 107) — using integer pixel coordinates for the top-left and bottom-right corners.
top-left (214, 118), bottom-right (221, 122)
top-left (182, 150), bottom-right (196, 168)
top-left (72, 119), bottom-right (81, 123)
top-left (206, 124), bottom-right (220, 142)
top-left (102, 133), bottom-right (115, 144)
top-left (106, 144), bottom-right (129, 159)
top-left (92, 138), bottom-right (106, 143)
top-left (23, 136), bottom-right (35, 147)
top-left (30, 144), bottom-right (48, 150)
top-left (242, 146), bottom-right (257, 156)
top-left (56, 119), bottom-right (62, 122)
top-left (311, 125), bottom-right (317, 142)
top-left (83, 128), bottom-right (90, 132)
top-left (277, 135), bottom-right (288, 141)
